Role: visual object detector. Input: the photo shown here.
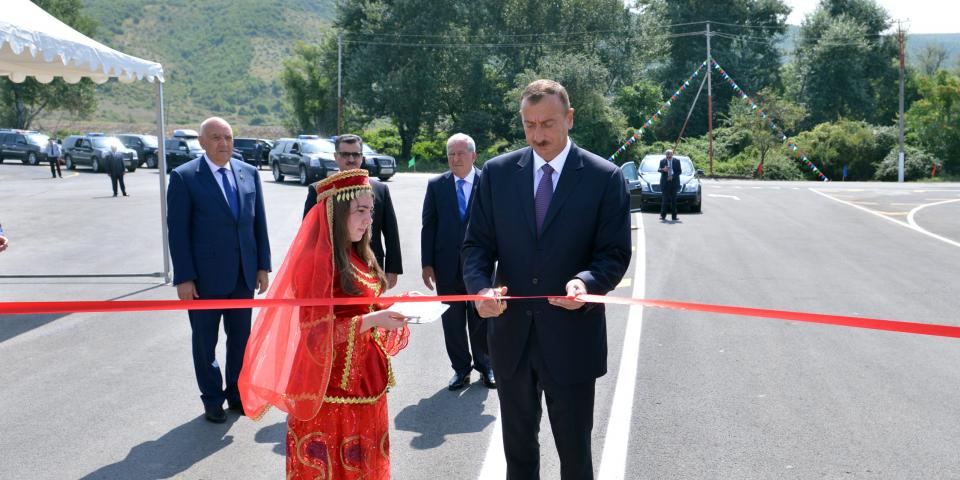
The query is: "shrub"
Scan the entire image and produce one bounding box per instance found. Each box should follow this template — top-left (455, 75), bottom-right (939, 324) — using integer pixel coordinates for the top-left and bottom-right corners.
top-left (873, 145), bottom-right (939, 181)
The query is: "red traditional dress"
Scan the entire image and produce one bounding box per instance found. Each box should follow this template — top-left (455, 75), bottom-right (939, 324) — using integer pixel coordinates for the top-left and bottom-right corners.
top-left (238, 170), bottom-right (409, 480)
top-left (286, 252), bottom-right (408, 479)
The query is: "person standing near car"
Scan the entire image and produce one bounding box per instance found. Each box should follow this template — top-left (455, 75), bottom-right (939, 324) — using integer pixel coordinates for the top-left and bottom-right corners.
top-left (105, 143), bottom-right (128, 197)
top-left (659, 149), bottom-right (681, 221)
top-left (302, 134), bottom-right (403, 289)
top-left (45, 138), bottom-right (62, 178)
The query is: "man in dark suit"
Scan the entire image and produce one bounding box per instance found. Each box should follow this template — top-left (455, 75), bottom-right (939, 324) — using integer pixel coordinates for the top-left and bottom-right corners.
top-left (659, 149), bottom-right (681, 221)
top-left (167, 117), bottom-right (272, 423)
top-left (105, 143), bottom-right (128, 197)
top-left (421, 133), bottom-right (494, 391)
top-left (302, 134), bottom-right (402, 288)
top-left (463, 80), bottom-right (631, 479)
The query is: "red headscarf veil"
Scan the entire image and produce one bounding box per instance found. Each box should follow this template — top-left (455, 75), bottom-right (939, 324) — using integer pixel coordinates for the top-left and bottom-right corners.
top-left (239, 169), bottom-right (374, 421)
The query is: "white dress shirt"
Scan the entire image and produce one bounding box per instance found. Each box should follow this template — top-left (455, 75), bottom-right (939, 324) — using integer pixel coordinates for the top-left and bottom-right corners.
top-left (532, 137), bottom-right (571, 195)
top-left (454, 166), bottom-right (477, 200)
top-left (204, 155), bottom-right (237, 203)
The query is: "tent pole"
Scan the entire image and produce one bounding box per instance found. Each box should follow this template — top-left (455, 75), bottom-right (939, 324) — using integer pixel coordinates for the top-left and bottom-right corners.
top-left (156, 80), bottom-right (171, 284)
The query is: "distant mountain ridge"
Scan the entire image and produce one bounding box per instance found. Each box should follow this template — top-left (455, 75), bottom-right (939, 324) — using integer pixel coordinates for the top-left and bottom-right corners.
top-left (79, 0), bottom-right (335, 126)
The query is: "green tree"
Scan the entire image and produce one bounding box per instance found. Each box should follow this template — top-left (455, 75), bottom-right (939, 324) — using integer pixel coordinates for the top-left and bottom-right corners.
top-left (279, 40), bottom-right (339, 135)
top-left (724, 88), bottom-right (806, 171)
top-left (791, 0), bottom-right (898, 126)
top-left (640, 0), bottom-right (790, 139)
top-left (794, 119), bottom-right (888, 180)
top-left (0, 0), bottom-right (98, 128)
top-left (905, 70), bottom-right (960, 172)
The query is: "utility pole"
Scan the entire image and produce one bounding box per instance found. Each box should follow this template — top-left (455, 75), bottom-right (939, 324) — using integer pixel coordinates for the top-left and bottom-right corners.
top-left (337, 32), bottom-right (343, 136)
top-left (706, 21), bottom-right (714, 176)
top-left (897, 21), bottom-right (906, 183)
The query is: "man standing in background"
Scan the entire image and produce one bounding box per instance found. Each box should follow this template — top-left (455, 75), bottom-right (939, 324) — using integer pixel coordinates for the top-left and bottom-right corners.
top-left (421, 133), bottom-right (494, 391)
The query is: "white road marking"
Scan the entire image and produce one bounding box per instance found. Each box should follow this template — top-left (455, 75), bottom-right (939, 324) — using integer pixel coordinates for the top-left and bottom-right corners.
top-left (811, 189), bottom-right (960, 250)
top-left (708, 194), bottom-right (740, 200)
top-left (477, 414), bottom-right (506, 479)
top-left (597, 212), bottom-right (647, 480)
top-left (906, 199), bottom-right (960, 249)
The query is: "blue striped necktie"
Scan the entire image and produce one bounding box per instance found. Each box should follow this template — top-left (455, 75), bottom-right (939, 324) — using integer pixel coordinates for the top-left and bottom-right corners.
top-left (218, 167), bottom-right (239, 219)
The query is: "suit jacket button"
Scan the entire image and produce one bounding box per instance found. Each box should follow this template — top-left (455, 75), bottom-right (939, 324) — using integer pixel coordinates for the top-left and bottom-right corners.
top-left (525, 310), bottom-right (532, 316)
top-left (532, 278), bottom-right (538, 285)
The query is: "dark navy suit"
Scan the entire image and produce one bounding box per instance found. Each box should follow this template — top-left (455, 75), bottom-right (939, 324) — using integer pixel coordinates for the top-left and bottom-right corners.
top-left (463, 143), bottom-right (631, 479)
top-left (421, 169), bottom-right (489, 376)
top-left (167, 155), bottom-right (271, 409)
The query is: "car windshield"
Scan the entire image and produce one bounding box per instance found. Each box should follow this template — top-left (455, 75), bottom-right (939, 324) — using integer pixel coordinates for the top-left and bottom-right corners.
top-left (26, 133), bottom-right (49, 146)
top-left (302, 140), bottom-right (335, 154)
top-left (141, 136), bottom-right (158, 148)
top-left (92, 137), bottom-right (124, 149)
top-left (640, 156), bottom-right (695, 175)
top-left (234, 139), bottom-right (256, 148)
top-left (185, 139), bottom-right (202, 150)
top-left (362, 144), bottom-right (378, 154)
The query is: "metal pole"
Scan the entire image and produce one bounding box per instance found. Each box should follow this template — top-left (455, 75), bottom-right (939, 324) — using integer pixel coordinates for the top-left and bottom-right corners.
top-left (897, 21), bottom-right (906, 183)
top-left (337, 33), bottom-right (343, 136)
top-left (156, 80), bottom-right (171, 283)
top-left (706, 22), bottom-right (714, 176)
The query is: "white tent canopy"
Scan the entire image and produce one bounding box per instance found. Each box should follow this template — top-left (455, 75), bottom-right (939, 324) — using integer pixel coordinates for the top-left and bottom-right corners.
top-left (1, 0), bottom-right (171, 281)
top-left (0, 0), bottom-right (164, 84)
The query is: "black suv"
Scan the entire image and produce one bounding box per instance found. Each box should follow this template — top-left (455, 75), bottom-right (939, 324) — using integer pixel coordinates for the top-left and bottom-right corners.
top-left (362, 143), bottom-right (396, 181)
top-left (63, 134), bottom-right (138, 172)
top-left (117, 134), bottom-right (160, 169)
top-left (164, 134), bottom-right (206, 173)
top-left (234, 138), bottom-right (272, 168)
top-left (0, 129), bottom-right (50, 165)
top-left (268, 137), bottom-right (339, 185)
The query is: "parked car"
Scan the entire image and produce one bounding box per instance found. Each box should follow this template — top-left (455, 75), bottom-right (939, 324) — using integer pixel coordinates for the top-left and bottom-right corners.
top-left (269, 138), bottom-right (339, 185)
top-left (233, 138), bottom-right (272, 168)
top-left (0, 129), bottom-right (50, 165)
top-left (164, 136), bottom-right (205, 173)
top-left (117, 134), bottom-right (160, 169)
top-left (361, 143), bottom-right (396, 181)
top-left (621, 154), bottom-right (702, 212)
top-left (62, 133), bottom-right (138, 172)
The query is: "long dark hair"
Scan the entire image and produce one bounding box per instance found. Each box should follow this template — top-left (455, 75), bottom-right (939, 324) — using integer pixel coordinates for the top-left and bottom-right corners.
top-left (331, 192), bottom-right (386, 295)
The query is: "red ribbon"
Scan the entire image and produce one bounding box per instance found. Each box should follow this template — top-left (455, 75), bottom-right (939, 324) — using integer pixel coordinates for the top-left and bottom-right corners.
top-left (1, 294), bottom-right (958, 340)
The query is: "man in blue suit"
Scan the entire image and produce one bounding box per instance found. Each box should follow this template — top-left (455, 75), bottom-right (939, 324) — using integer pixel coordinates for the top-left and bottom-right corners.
top-left (463, 80), bottom-right (631, 479)
top-left (167, 117), bottom-right (271, 423)
top-left (421, 133), bottom-right (493, 391)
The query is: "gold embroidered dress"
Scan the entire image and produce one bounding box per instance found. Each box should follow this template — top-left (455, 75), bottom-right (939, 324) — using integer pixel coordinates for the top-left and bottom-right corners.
top-left (286, 252), bottom-right (407, 479)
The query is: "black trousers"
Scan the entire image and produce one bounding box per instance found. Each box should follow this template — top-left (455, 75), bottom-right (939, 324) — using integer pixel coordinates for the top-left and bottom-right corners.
top-left (110, 174), bottom-right (126, 195)
top-left (440, 294), bottom-right (489, 375)
top-left (49, 157), bottom-right (61, 177)
top-left (660, 181), bottom-right (677, 218)
top-left (497, 326), bottom-right (596, 480)
top-left (187, 273), bottom-right (253, 408)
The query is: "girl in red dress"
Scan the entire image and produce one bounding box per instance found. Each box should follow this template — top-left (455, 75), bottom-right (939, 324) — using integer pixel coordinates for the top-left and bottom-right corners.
top-left (239, 170), bottom-right (409, 479)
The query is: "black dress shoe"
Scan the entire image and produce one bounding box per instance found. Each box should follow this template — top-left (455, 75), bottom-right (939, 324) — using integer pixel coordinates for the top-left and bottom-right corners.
top-left (227, 400), bottom-right (244, 416)
top-left (480, 369), bottom-right (497, 389)
top-left (448, 372), bottom-right (470, 391)
top-left (204, 405), bottom-right (227, 423)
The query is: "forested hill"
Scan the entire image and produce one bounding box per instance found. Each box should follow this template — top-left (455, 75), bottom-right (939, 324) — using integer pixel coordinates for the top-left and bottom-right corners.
top-left (80, 0), bottom-right (335, 126)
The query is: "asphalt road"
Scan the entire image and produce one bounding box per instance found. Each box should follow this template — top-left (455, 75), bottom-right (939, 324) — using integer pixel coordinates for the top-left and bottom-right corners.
top-left (1, 163), bottom-right (958, 479)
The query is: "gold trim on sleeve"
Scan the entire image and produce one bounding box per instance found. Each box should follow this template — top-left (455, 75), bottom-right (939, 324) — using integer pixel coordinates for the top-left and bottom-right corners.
top-left (340, 315), bottom-right (360, 389)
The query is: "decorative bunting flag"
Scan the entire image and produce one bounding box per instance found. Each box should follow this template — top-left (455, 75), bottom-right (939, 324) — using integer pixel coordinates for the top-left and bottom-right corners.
top-left (607, 61), bottom-right (707, 162)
